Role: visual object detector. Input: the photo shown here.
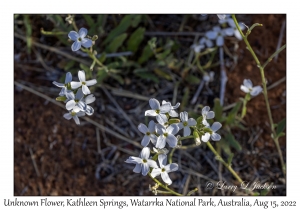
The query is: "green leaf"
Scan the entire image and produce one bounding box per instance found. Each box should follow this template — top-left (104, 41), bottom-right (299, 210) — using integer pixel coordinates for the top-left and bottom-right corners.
top-left (98, 52), bottom-right (106, 63)
top-left (131, 15), bottom-right (142, 27)
top-left (225, 132), bottom-right (242, 151)
top-left (83, 15), bottom-right (94, 28)
top-left (156, 49), bottom-right (171, 60)
top-left (127, 27), bottom-right (145, 52)
top-left (185, 75), bottom-right (200, 85)
top-left (226, 101), bottom-right (242, 125)
top-left (227, 153), bottom-right (234, 165)
top-left (107, 33), bottom-right (128, 53)
top-left (153, 68), bottom-right (172, 80)
top-left (138, 44), bottom-right (154, 64)
top-left (213, 98), bottom-right (223, 121)
top-left (219, 140), bottom-right (232, 156)
top-left (276, 118), bottom-right (286, 136)
top-left (180, 87), bottom-right (190, 112)
top-left (134, 71), bottom-right (159, 83)
top-left (109, 73), bottom-right (124, 85)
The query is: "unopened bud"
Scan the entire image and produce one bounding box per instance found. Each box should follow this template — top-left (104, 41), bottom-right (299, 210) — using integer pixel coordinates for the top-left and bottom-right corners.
top-left (193, 131), bottom-right (201, 146)
top-left (92, 35), bottom-right (98, 41)
top-left (56, 96), bottom-right (67, 101)
top-left (168, 119), bottom-right (180, 124)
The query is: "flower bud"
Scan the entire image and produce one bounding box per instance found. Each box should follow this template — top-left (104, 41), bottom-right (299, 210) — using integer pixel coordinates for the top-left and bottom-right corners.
top-left (193, 130), bottom-right (201, 146)
top-left (92, 35), bottom-right (98, 41)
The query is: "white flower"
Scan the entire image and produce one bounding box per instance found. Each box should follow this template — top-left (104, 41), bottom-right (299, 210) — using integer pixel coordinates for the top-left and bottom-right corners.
top-left (65, 88), bottom-right (86, 112)
top-left (223, 18), bottom-right (245, 40)
top-left (145, 98), bottom-right (171, 122)
top-left (153, 147), bottom-right (169, 155)
top-left (155, 124), bottom-right (179, 148)
top-left (162, 100), bottom-right (180, 117)
top-left (201, 122), bottom-right (222, 142)
top-left (199, 36), bottom-right (214, 48)
top-left (138, 120), bottom-right (157, 147)
top-left (217, 14), bottom-right (226, 20)
top-left (202, 106), bottom-right (215, 125)
top-left (156, 114), bottom-right (169, 127)
top-left (206, 26), bottom-right (227, 47)
top-left (84, 94), bottom-right (96, 116)
top-left (53, 72), bottom-right (72, 96)
top-left (68, 28), bottom-right (93, 51)
top-left (125, 147), bottom-right (158, 176)
top-left (203, 71), bottom-right (215, 83)
top-left (63, 110), bottom-right (85, 125)
top-left (177, 111), bottom-right (197, 137)
top-left (150, 154), bottom-right (178, 185)
top-left (191, 43), bottom-right (205, 53)
top-left (240, 79), bottom-right (262, 96)
top-left (70, 70), bottom-right (97, 95)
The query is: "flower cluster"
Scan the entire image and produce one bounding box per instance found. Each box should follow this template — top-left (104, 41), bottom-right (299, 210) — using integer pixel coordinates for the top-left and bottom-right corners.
top-left (68, 28), bottom-right (93, 52)
top-left (53, 70), bottom-right (97, 125)
top-left (126, 98), bottom-right (222, 185)
top-left (192, 16), bottom-right (245, 53)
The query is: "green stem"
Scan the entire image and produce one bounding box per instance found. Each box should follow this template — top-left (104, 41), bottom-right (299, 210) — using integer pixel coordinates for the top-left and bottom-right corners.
top-left (179, 135), bottom-right (194, 141)
top-left (148, 173), bottom-right (182, 196)
top-left (262, 44), bottom-right (286, 69)
top-left (168, 148), bottom-right (176, 164)
top-left (232, 15), bottom-right (286, 177)
top-left (206, 141), bottom-right (243, 183)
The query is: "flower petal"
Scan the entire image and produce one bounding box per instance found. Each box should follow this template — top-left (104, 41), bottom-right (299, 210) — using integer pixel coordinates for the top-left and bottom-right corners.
top-left (166, 135), bottom-right (178, 148)
top-left (177, 123), bottom-right (184, 130)
top-left (165, 163), bottom-right (178, 173)
top-left (81, 38), bottom-right (93, 48)
top-left (63, 113), bottom-right (72, 120)
top-left (169, 109), bottom-right (178, 117)
top-left (138, 123), bottom-right (148, 134)
top-left (155, 124), bottom-right (165, 135)
top-left (59, 87), bottom-right (66, 96)
top-left (147, 159), bottom-right (158, 168)
top-left (202, 106), bottom-right (210, 115)
top-left (201, 133), bottom-right (210, 142)
top-left (78, 28), bottom-right (88, 38)
top-left (140, 147), bottom-right (150, 159)
top-left (161, 172), bottom-right (172, 185)
top-left (65, 72), bottom-right (72, 83)
top-left (141, 135), bottom-right (151, 147)
top-left (167, 124), bottom-right (179, 135)
top-left (73, 115), bottom-right (80, 125)
top-left (216, 36), bottom-right (224, 46)
top-left (85, 94), bottom-right (96, 104)
top-left (156, 136), bottom-right (166, 149)
top-left (85, 106), bottom-right (94, 116)
top-left (148, 120), bottom-right (156, 133)
top-left (141, 163), bottom-right (149, 176)
top-left (211, 122), bottom-right (222, 132)
top-left (150, 168), bottom-right (161, 178)
top-left (71, 40), bottom-right (81, 51)
top-left (85, 79), bottom-right (97, 86)
top-left (77, 101), bottom-right (87, 111)
top-left (172, 102), bottom-right (180, 109)
top-left (145, 110), bottom-right (157, 116)
top-left (158, 154), bottom-right (167, 167)
top-left (156, 114), bottom-right (167, 125)
top-left (150, 134), bottom-right (157, 144)
top-left (206, 31), bottom-right (218, 40)
top-left (82, 85), bottom-right (91, 95)
top-left (211, 133), bottom-right (221, 141)
top-left (66, 100), bottom-right (75, 110)
top-left (206, 111), bottom-right (215, 119)
top-left (133, 163), bottom-right (142, 173)
top-left (53, 81), bottom-right (65, 88)
top-left (188, 118), bottom-right (197, 126)
top-left (243, 79), bottom-right (253, 89)
top-left (240, 85), bottom-right (250, 93)
top-left (217, 14), bottom-right (226, 20)
top-left (68, 31), bottom-right (79, 41)
top-left (250, 86), bottom-right (263, 96)
top-left (160, 104), bottom-right (171, 113)
top-left (149, 98), bottom-right (160, 110)
top-left (78, 70), bottom-right (86, 82)
top-left (234, 29), bottom-right (243, 40)
top-left (71, 81), bottom-right (81, 89)
top-left (224, 27), bottom-right (234, 36)
top-left (180, 111), bottom-right (188, 122)
top-left (126, 156), bottom-right (142, 164)
top-left (75, 88), bottom-right (84, 100)
top-left (183, 126), bottom-right (191, 137)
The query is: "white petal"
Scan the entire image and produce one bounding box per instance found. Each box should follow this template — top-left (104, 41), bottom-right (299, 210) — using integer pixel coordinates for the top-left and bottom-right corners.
top-left (156, 136), bottom-right (166, 149)
top-left (66, 100), bottom-right (75, 110)
top-left (224, 27), bottom-right (235, 36)
top-left (188, 118), bottom-right (197, 126)
top-left (75, 88), bottom-right (84, 100)
top-left (53, 81), bottom-right (65, 88)
top-left (140, 147), bottom-right (150, 159)
top-left (216, 36), bottom-right (224, 46)
top-left (149, 98), bottom-right (160, 110)
top-left (166, 135), bottom-right (178, 148)
top-left (126, 156), bottom-right (142, 164)
top-left (161, 172), bottom-right (172, 185)
top-left (211, 133), bottom-right (221, 141)
top-left (133, 163), bottom-right (142, 173)
top-left (172, 102), bottom-right (180, 109)
top-left (180, 111), bottom-right (188, 122)
top-left (201, 133), bottom-right (210, 142)
top-left (81, 38), bottom-right (93, 48)
top-left (70, 81), bottom-right (81, 89)
top-left (85, 79), bottom-right (97, 86)
top-left (158, 154), bottom-right (167, 168)
top-left (183, 126), bottom-right (191, 137)
top-left (206, 111), bottom-right (215, 119)
top-left (167, 124), bottom-right (179, 135)
top-left (82, 85), bottom-right (91, 95)
top-left (234, 29), bottom-right (243, 40)
top-left (63, 113), bottom-right (72, 120)
top-left (85, 106), bottom-right (94, 116)
top-left (160, 104), bottom-right (171, 113)
top-left (141, 135), bottom-right (151, 147)
top-left (217, 14), bottom-right (226, 20)
top-left (165, 163), bottom-right (178, 173)
top-left (145, 110), bottom-right (157, 116)
top-left (169, 110), bottom-right (178, 117)
top-left (240, 85), bottom-right (250, 93)
top-left (147, 159), bottom-right (158, 168)
top-left (141, 163), bottom-right (149, 176)
top-left (85, 94), bottom-right (96, 104)
top-left (59, 87), bottom-right (66, 96)
top-left (150, 135), bottom-right (157, 144)
top-left (78, 28), bottom-right (88, 38)
top-left (68, 31), bottom-right (79, 41)
top-left (250, 86), bottom-right (263, 96)
top-left (138, 123), bottom-right (148, 134)
top-left (243, 79), bottom-right (253, 89)
top-left (71, 41), bottom-right (81, 51)
top-left (227, 18), bottom-right (235, 28)
top-left (213, 26), bottom-right (221, 32)
top-left (202, 106), bottom-right (210, 115)
top-left (156, 114), bottom-right (167, 125)
top-left (151, 168), bottom-right (162, 178)
top-left (177, 123), bottom-right (184, 130)
top-left (211, 122), bottom-right (222, 132)
top-left (65, 72), bottom-right (72, 83)
top-left (77, 101), bottom-right (86, 111)
top-left (206, 39), bottom-right (214, 48)
top-left (148, 120), bottom-right (156, 133)
top-left (73, 115), bottom-right (80, 125)
top-left (206, 31), bottom-right (218, 40)
top-left (76, 111), bottom-right (86, 117)
top-left (155, 124), bottom-right (165, 135)
top-left (78, 70), bottom-right (86, 82)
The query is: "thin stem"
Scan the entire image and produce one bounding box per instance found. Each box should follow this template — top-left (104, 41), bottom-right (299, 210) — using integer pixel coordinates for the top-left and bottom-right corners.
top-left (148, 173), bottom-right (182, 196)
top-left (262, 44), bottom-right (286, 69)
top-left (206, 142), bottom-right (243, 183)
top-left (232, 15), bottom-right (286, 177)
top-left (168, 148), bottom-right (176, 164)
top-left (179, 135), bottom-right (194, 141)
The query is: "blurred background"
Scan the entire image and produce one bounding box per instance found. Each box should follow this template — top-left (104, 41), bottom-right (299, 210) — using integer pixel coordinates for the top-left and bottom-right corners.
top-left (14, 14), bottom-right (286, 195)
